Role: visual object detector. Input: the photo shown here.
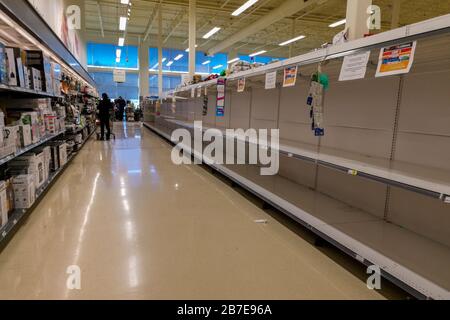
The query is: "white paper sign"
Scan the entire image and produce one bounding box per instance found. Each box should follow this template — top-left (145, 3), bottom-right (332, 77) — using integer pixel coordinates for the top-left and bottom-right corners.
top-left (113, 69), bottom-right (126, 83)
top-left (265, 71), bottom-right (277, 89)
top-left (339, 51), bottom-right (371, 81)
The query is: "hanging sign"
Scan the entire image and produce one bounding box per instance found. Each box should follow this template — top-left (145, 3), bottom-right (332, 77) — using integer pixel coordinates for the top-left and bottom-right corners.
top-left (216, 78), bottom-right (226, 117)
top-left (265, 71), bottom-right (277, 89)
top-left (376, 41), bottom-right (416, 77)
top-left (113, 69), bottom-right (126, 83)
top-left (237, 78), bottom-right (246, 92)
top-left (339, 51), bottom-right (371, 81)
top-left (283, 66), bottom-right (297, 87)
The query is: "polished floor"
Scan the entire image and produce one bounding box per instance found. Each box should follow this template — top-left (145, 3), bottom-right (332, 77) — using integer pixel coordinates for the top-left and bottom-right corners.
top-left (0, 123), bottom-right (403, 299)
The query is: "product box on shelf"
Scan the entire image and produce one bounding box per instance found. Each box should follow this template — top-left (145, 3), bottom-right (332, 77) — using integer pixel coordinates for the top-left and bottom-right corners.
top-left (4, 125), bottom-right (20, 149)
top-left (59, 143), bottom-right (67, 167)
top-left (0, 181), bottom-right (8, 227)
top-left (0, 43), bottom-right (8, 85)
top-left (12, 174), bottom-right (35, 209)
top-left (19, 112), bottom-right (40, 143)
top-left (44, 113), bottom-right (57, 134)
top-left (5, 178), bottom-right (15, 215)
top-left (24, 51), bottom-right (51, 92)
top-left (5, 47), bottom-right (22, 87)
top-left (34, 146), bottom-right (50, 183)
top-left (18, 124), bottom-right (32, 147)
top-left (31, 68), bottom-right (42, 92)
top-left (0, 111), bottom-right (5, 127)
top-left (9, 151), bottom-right (45, 190)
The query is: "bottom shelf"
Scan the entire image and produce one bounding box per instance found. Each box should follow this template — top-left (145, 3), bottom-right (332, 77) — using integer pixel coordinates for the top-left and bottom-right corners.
top-left (143, 121), bottom-right (450, 300)
top-left (0, 130), bottom-right (95, 251)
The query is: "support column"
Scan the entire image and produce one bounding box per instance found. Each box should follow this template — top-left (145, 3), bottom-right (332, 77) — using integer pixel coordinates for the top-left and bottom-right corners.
top-left (391, 0), bottom-right (401, 29)
top-left (345, 0), bottom-right (372, 40)
top-left (188, 0), bottom-right (196, 79)
top-left (138, 37), bottom-right (149, 100)
top-left (158, 7), bottom-right (163, 97)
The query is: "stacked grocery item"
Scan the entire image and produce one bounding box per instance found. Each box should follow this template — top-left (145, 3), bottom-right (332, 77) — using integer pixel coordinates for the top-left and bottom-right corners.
top-left (0, 43), bottom-right (61, 95)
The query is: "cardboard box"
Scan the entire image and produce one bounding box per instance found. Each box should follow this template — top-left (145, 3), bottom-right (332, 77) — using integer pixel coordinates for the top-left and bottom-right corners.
top-left (59, 143), bottom-right (67, 167)
top-left (44, 114), bottom-right (57, 134)
top-left (4, 125), bottom-right (20, 148)
top-left (0, 181), bottom-right (8, 227)
top-left (5, 47), bottom-right (22, 87)
top-left (13, 174), bottom-right (35, 209)
top-left (5, 178), bottom-right (15, 215)
top-left (49, 144), bottom-right (60, 172)
top-left (0, 43), bottom-right (8, 85)
top-left (19, 124), bottom-right (32, 147)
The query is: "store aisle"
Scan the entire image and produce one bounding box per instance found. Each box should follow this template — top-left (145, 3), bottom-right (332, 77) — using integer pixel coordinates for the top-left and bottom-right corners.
top-left (0, 123), bottom-right (389, 300)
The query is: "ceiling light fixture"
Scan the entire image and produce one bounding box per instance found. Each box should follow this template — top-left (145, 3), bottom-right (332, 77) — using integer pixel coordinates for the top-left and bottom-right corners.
top-left (203, 27), bottom-right (221, 39)
top-left (279, 35), bottom-right (306, 46)
top-left (202, 60), bottom-right (211, 65)
top-left (121, 0), bottom-right (129, 4)
top-left (167, 61), bottom-right (174, 67)
top-left (185, 45), bottom-right (198, 52)
top-left (227, 58), bottom-right (240, 64)
top-left (212, 65), bottom-right (223, 70)
top-left (174, 54), bottom-right (184, 61)
top-left (119, 16), bottom-right (127, 30)
top-left (329, 19), bottom-right (346, 28)
top-left (231, 0), bottom-right (259, 17)
top-left (249, 50), bottom-right (266, 57)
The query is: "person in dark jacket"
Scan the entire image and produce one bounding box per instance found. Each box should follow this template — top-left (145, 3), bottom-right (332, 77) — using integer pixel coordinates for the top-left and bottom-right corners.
top-left (117, 96), bottom-right (126, 121)
top-left (97, 93), bottom-right (113, 140)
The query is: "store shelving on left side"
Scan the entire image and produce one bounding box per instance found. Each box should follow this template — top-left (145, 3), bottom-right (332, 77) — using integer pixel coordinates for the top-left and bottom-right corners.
top-left (0, 2), bottom-right (98, 251)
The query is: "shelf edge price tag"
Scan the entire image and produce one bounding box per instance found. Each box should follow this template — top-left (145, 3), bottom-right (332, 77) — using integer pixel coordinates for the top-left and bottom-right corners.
top-left (348, 169), bottom-right (358, 176)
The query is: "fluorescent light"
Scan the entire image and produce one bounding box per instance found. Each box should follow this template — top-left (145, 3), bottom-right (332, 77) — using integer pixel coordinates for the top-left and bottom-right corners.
top-left (118, 37), bottom-right (125, 46)
top-left (202, 60), bottom-right (211, 65)
top-left (166, 61), bottom-right (174, 67)
top-left (212, 65), bottom-right (223, 70)
top-left (185, 45), bottom-right (198, 52)
top-left (174, 54), bottom-right (183, 61)
top-left (227, 58), bottom-right (240, 64)
top-left (121, 0), bottom-right (129, 4)
top-left (203, 27), bottom-right (221, 39)
top-left (119, 16), bottom-right (127, 31)
top-left (231, 0), bottom-right (259, 17)
top-left (279, 35), bottom-right (306, 46)
top-left (329, 19), bottom-right (346, 28)
top-left (249, 50), bottom-right (266, 57)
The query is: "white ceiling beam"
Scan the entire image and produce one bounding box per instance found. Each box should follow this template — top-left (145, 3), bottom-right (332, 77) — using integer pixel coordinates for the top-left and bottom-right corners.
top-left (96, 1), bottom-right (104, 38)
top-left (163, 9), bottom-right (188, 43)
top-left (207, 0), bottom-right (324, 55)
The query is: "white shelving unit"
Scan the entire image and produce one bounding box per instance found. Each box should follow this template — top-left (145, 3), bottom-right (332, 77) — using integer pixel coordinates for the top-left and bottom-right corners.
top-left (146, 14), bottom-right (450, 300)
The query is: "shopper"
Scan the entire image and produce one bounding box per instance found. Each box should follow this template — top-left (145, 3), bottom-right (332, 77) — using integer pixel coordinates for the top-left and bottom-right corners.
top-left (117, 96), bottom-right (126, 121)
top-left (97, 93), bottom-right (113, 140)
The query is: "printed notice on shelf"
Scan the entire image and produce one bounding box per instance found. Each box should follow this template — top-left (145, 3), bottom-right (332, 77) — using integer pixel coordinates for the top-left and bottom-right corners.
top-left (283, 66), bottom-right (297, 87)
top-left (237, 78), bottom-right (246, 92)
top-left (339, 51), bottom-right (371, 81)
top-left (265, 71), bottom-right (277, 89)
top-left (376, 41), bottom-right (416, 77)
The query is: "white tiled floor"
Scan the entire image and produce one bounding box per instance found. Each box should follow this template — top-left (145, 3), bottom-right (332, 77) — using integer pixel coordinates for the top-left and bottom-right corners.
top-left (0, 123), bottom-right (398, 299)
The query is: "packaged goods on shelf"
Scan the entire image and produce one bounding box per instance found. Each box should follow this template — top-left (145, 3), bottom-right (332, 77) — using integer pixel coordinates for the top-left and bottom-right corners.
top-left (0, 111), bottom-right (4, 127)
top-left (9, 152), bottom-right (46, 189)
top-left (5, 178), bottom-right (15, 215)
top-left (24, 51), bottom-right (51, 93)
top-left (34, 146), bottom-right (51, 183)
top-left (12, 174), bottom-right (35, 209)
top-left (48, 142), bottom-right (67, 171)
top-left (59, 142), bottom-right (67, 167)
top-left (5, 47), bottom-right (24, 87)
top-left (4, 125), bottom-right (21, 149)
top-left (0, 43), bottom-right (8, 85)
top-left (0, 181), bottom-right (8, 227)
top-left (18, 124), bottom-right (32, 147)
top-left (44, 113), bottom-right (58, 134)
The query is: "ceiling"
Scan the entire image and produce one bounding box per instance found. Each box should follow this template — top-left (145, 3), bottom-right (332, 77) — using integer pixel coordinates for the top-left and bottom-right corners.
top-left (84, 0), bottom-right (450, 58)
